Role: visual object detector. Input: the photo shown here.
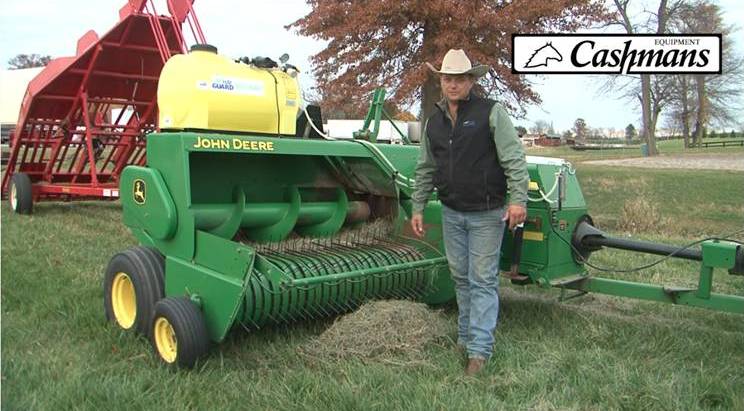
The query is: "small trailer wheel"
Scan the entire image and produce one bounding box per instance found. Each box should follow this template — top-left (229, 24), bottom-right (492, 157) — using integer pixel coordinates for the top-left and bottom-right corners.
top-left (151, 297), bottom-right (210, 368)
top-left (103, 247), bottom-right (165, 336)
top-left (8, 172), bottom-right (33, 214)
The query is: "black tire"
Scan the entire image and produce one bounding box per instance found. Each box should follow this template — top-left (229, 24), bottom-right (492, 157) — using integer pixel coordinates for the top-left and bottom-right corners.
top-left (151, 297), bottom-right (210, 368)
top-left (103, 246), bottom-right (165, 336)
top-left (8, 172), bottom-right (33, 214)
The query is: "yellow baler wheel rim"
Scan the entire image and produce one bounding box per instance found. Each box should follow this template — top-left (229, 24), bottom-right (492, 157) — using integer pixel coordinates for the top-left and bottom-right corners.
top-left (154, 317), bottom-right (178, 363)
top-left (111, 272), bottom-right (137, 329)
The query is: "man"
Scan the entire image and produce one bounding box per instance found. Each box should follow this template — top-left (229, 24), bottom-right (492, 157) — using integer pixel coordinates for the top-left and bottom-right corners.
top-left (410, 49), bottom-right (528, 376)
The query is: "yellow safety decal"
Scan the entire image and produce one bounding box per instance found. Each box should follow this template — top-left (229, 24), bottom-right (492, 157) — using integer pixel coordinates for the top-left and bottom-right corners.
top-left (193, 136), bottom-right (275, 151)
top-left (523, 231), bottom-right (544, 241)
top-left (528, 181), bottom-right (539, 191)
top-left (133, 179), bottom-right (146, 205)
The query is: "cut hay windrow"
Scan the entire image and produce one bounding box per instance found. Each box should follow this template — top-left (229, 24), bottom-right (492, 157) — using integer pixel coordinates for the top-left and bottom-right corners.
top-left (299, 300), bottom-right (453, 367)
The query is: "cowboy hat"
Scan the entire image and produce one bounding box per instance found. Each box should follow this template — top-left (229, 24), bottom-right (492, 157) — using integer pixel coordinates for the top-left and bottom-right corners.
top-left (425, 49), bottom-right (489, 77)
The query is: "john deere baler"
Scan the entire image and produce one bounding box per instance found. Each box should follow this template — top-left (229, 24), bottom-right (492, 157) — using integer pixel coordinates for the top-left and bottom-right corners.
top-left (104, 46), bottom-right (743, 368)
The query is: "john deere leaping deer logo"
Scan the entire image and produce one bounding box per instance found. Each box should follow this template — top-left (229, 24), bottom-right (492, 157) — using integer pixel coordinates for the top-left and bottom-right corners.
top-left (524, 42), bottom-right (563, 68)
top-left (133, 179), bottom-right (146, 205)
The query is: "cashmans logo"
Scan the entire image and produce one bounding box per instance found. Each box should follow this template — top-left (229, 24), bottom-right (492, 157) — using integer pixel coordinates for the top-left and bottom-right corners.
top-left (512, 34), bottom-right (721, 74)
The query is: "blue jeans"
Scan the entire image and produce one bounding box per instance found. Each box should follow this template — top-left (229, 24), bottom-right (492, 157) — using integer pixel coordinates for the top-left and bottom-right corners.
top-left (442, 204), bottom-right (506, 360)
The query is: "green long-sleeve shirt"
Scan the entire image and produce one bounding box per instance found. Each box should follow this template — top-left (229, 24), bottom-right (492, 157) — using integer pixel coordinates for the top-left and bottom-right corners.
top-left (411, 100), bottom-right (529, 214)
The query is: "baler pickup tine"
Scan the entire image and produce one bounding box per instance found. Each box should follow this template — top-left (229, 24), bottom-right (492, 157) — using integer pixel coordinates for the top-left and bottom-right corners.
top-left (302, 307), bottom-right (315, 320)
top-left (314, 300), bottom-right (331, 317)
top-left (296, 307), bottom-right (312, 321)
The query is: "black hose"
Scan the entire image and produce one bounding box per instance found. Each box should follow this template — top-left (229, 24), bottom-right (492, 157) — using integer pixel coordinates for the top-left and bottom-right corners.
top-left (266, 70), bottom-right (281, 136)
top-left (561, 221), bottom-right (744, 274)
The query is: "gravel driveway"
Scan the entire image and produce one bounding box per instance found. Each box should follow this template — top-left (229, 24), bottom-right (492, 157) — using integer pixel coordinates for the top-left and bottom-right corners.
top-left (583, 153), bottom-right (744, 171)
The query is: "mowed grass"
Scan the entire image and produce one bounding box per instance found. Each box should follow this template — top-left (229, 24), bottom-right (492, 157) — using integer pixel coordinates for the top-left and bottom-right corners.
top-left (2, 162), bottom-right (744, 410)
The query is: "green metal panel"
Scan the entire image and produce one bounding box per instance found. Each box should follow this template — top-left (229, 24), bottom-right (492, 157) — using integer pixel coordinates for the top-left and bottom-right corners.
top-left (701, 240), bottom-right (738, 269)
top-left (187, 132), bottom-right (371, 157)
top-left (120, 167), bottom-right (177, 241)
top-left (526, 161), bottom-right (586, 209)
top-left (165, 256), bottom-right (243, 342)
top-left (498, 159), bottom-right (589, 285)
top-left (139, 134), bottom-right (197, 260)
top-left (165, 229), bottom-right (256, 341)
top-left (193, 230), bottom-right (255, 280)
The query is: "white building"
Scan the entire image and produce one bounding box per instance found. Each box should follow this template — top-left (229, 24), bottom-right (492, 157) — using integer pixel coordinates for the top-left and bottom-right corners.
top-left (325, 119), bottom-right (415, 143)
top-left (0, 67), bottom-right (43, 142)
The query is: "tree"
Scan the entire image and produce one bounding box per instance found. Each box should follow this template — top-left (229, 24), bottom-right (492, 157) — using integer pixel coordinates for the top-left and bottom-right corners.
top-left (305, 82), bottom-right (416, 120)
top-left (608, 0), bottom-right (682, 156)
top-left (394, 110), bottom-right (418, 122)
top-left (573, 118), bottom-right (588, 144)
top-left (531, 119), bottom-right (550, 135)
top-left (7, 54), bottom-right (51, 69)
top-left (667, 74), bottom-right (694, 148)
top-left (669, 0), bottom-right (744, 148)
top-left (625, 123), bottom-right (637, 143)
top-left (289, 1), bottom-right (610, 121)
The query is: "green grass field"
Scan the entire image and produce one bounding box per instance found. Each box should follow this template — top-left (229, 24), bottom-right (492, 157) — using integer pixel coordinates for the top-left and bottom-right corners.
top-left (2, 149), bottom-right (743, 410)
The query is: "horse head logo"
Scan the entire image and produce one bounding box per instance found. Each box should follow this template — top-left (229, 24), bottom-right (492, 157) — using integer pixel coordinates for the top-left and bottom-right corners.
top-left (524, 42), bottom-right (563, 68)
top-left (133, 179), bottom-right (146, 205)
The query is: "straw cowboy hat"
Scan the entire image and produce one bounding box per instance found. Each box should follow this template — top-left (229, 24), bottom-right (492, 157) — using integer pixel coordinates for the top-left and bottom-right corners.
top-left (426, 49), bottom-right (489, 77)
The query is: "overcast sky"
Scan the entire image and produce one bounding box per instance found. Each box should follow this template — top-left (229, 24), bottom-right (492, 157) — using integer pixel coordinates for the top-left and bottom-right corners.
top-left (1, 0), bottom-right (742, 132)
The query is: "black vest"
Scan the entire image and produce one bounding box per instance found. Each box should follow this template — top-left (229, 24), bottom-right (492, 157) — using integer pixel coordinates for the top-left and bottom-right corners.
top-left (426, 94), bottom-right (507, 212)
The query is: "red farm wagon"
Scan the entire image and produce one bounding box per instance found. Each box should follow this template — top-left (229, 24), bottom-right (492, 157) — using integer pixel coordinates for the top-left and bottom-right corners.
top-left (3, 0), bottom-right (205, 213)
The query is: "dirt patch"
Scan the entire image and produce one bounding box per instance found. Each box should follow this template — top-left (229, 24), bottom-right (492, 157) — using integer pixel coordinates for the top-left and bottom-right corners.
top-left (299, 300), bottom-right (452, 367)
top-left (583, 153), bottom-right (744, 171)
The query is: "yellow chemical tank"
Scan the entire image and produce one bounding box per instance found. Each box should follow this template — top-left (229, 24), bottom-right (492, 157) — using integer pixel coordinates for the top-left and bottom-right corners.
top-left (157, 44), bottom-right (301, 135)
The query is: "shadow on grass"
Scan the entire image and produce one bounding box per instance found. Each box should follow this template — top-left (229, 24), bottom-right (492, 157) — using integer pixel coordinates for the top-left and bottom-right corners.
top-left (27, 200), bottom-right (122, 217)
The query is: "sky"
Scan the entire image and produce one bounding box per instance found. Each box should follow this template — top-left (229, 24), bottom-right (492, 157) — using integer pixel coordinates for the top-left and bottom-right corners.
top-left (0, 0), bottom-right (742, 132)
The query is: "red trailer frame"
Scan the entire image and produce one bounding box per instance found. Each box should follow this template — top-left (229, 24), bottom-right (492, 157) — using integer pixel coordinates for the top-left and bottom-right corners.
top-left (2, 0), bottom-right (205, 213)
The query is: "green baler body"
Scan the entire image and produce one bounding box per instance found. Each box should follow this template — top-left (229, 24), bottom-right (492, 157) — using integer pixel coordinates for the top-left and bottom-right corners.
top-left (120, 132), bottom-right (590, 342)
top-left (122, 131), bottom-right (741, 345)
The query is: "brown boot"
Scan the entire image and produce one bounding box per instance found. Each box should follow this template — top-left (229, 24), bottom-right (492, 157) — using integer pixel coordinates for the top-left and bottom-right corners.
top-left (465, 357), bottom-right (486, 376)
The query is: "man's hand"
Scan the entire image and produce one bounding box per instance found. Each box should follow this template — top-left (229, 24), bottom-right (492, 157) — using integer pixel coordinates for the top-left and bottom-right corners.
top-left (411, 213), bottom-right (425, 237)
top-left (502, 204), bottom-right (527, 231)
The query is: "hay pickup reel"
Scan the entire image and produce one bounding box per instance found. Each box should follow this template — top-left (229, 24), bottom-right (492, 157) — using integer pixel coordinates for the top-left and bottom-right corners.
top-left (103, 46), bottom-right (744, 368)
